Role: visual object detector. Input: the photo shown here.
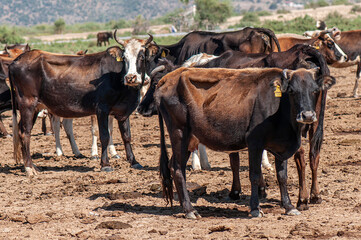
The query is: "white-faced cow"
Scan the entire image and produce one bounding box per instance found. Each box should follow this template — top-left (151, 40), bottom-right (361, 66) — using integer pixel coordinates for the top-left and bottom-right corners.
top-left (9, 33), bottom-right (160, 177)
top-left (156, 67), bottom-right (335, 218)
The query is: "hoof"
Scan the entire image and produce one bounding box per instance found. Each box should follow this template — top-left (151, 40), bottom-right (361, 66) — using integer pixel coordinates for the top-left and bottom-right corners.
top-left (131, 163), bottom-right (143, 169)
top-left (286, 208), bottom-right (301, 216)
top-left (44, 132), bottom-right (53, 136)
top-left (250, 209), bottom-right (264, 218)
top-left (185, 211), bottom-right (201, 219)
top-left (112, 154), bottom-right (121, 159)
top-left (229, 191), bottom-right (240, 200)
top-left (75, 154), bottom-right (86, 159)
top-left (101, 166), bottom-right (113, 172)
top-left (5, 134), bottom-right (12, 138)
top-left (25, 166), bottom-right (39, 177)
top-left (201, 163), bottom-right (211, 171)
top-left (91, 156), bottom-right (98, 160)
top-left (310, 196), bottom-right (322, 204)
top-left (297, 199), bottom-right (309, 211)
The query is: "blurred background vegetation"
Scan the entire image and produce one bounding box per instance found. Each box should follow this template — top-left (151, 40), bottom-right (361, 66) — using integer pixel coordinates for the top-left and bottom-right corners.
top-left (1, 0), bottom-right (361, 54)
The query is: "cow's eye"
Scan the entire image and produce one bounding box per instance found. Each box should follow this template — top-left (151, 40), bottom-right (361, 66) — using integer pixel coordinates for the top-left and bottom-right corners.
top-left (327, 42), bottom-right (334, 48)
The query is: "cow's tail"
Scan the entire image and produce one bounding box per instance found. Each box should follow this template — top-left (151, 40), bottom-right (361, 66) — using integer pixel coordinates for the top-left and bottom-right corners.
top-left (158, 111), bottom-right (173, 206)
top-left (310, 89), bottom-right (327, 159)
top-left (9, 66), bottom-right (22, 164)
top-left (255, 28), bottom-right (282, 52)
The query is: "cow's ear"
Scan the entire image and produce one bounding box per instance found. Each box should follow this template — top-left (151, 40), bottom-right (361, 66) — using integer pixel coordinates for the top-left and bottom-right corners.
top-left (271, 70), bottom-right (290, 97)
top-left (107, 46), bottom-right (123, 62)
top-left (24, 44), bottom-right (31, 52)
top-left (159, 48), bottom-right (169, 58)
top-left (333, 30), bottom-right (341, 41)
top-left (318, 75), bottom-right (336, 90)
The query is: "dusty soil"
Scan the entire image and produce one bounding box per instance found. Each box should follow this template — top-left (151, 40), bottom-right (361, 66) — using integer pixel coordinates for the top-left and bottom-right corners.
top-left (0, 65), bottom-right (361, 239)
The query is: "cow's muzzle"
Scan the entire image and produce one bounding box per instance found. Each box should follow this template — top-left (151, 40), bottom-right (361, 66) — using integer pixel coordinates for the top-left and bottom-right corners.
top-left (296, 111), bottom-right (317, 124)
top-left (125, 74), bottom-right (141, 86)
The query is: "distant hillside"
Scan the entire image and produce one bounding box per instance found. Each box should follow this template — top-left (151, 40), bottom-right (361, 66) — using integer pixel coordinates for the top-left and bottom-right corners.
top-left (0, 0), bottom-right (186, 26)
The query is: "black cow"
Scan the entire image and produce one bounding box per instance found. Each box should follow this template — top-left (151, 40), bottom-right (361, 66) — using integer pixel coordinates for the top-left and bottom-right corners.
top-left (159, 27), bottom-right (282, 65)
top-left (97, 31), bottom-right (113, 46)
top-left (10, 34), bottom-right (160, 177)
top-left (156, 67), bottom-right (335, 218)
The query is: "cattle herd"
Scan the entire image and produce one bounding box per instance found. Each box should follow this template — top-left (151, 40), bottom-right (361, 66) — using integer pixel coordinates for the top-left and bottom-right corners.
top-left (0, 22), bottom-right (360, 220)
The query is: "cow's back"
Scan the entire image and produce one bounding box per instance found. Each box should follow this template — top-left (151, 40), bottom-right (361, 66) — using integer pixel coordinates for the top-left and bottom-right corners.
top-left (156, 67), bottom-right (283, 151)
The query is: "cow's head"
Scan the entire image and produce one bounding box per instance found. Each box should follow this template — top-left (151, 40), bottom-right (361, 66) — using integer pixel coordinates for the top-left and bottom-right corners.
top-left (273, 68), bottom-right (335, 124)
top-left (312, 31), bottom-right (347, 64)
top-left (137, 58), bottom-right (175, 117)
top-left (114, 30), bottom-right (156, 87)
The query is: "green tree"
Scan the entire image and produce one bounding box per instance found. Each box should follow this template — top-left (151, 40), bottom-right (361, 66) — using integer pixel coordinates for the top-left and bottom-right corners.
top-left (132, 15), bottom-right (149, 35)
top-left (54, 18), bottom-right (66, 34)
top-left (0, 26), bottom-right (24, 44)
top-left (194, 0), bottom-right (232, 29)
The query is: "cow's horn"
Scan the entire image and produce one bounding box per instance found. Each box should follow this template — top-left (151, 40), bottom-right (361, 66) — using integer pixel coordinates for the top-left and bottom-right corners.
top-left (282, 69), bottom-right (289, 80)
top-left (114, 29), bottom-right (125, 47)
top-left (144, 34), bottom-right (153, 48)
top-left (150, 65), bottom-right (165, 76)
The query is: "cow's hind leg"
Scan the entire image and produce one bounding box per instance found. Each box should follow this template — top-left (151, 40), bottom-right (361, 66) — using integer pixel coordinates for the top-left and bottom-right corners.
top-left (353, 62), bottom-right (361, 98)
top-left (62, 118), bottom-right (83, 158)
top-left (294, 147), bottom-right (309, 210)
top-left (0, 115), bottom-right (9, 137)
top-left (275, 157), bottom-right (300, 216)
top-left (117, 118), bottom-right (141, 169)
top-left (108, 116), bottom-right (120, 159)
top-left (90, 116), bottom-right (99, 160)
top-left (229, 152), bottom-right (241, 200)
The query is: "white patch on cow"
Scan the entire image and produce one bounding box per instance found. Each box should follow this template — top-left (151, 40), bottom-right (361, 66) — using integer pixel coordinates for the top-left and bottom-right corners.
top-left (37, 109), bottom-right (48, 118)
top-left (123, 39), bottom-right (144, 86)
top-left (331, 55), bottom-right (360, 68)
top-left (182, 53), bottom-right (220, 67)
top-left (327, 33), bottom-right (347, 63)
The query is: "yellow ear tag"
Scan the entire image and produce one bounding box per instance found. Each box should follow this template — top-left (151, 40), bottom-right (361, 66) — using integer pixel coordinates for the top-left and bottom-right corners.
top-left (161, 51), bottom-right (166, 58)
top-left (116, 56), bottom-right (122, 62)
top-left (274, 85), bottom-right (282, 97)
top-left (314, 45), bottom-right (320, 50)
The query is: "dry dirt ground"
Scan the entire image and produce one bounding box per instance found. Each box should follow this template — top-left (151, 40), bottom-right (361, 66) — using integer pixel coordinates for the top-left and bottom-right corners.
top-left (0, 65), bottom-right (361, 240)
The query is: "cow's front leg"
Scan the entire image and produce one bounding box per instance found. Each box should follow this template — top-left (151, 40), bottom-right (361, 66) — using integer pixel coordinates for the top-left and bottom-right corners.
top-left (275, 157), bottom-right (300, 216)
top-left (117, 118), bottom-right (141, 169)
top-left (171, 128), bottom-right (199, 219)
top-left (294, 147), bottom-right (309, 210)
top-left (248, 147), bottom-right (264, 217)
top-left (97, 112), bottom-right (112, 172)
top-left (20, 106), bottom-right (39, 177)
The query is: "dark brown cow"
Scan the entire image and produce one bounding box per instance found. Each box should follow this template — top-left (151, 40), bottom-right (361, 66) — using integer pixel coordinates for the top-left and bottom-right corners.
top-left (0, 46), bottom-right (31, 137)
top-left (9, 34), bottom-right (159, 177)
top-left (159, 27), bottom-right (282, 65)
top-left (97, 32), bottom-right (113, 46)
top-left (156, 67), bottom-right (335, 218)
top-left (276, 31), bottom-right (347, 65)
top-left (138, 45), bottom-right (334, 209)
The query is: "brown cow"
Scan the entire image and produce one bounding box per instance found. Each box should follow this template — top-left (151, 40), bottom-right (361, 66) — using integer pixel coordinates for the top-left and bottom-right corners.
top-left (97, 32), bottom-right (113, 46)
top-left (327, 30), bottom-right (361, 97)
top-left (276, 31), bottom-right (347, 65)
top-left (156, 67), bottom-right (335, 218)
